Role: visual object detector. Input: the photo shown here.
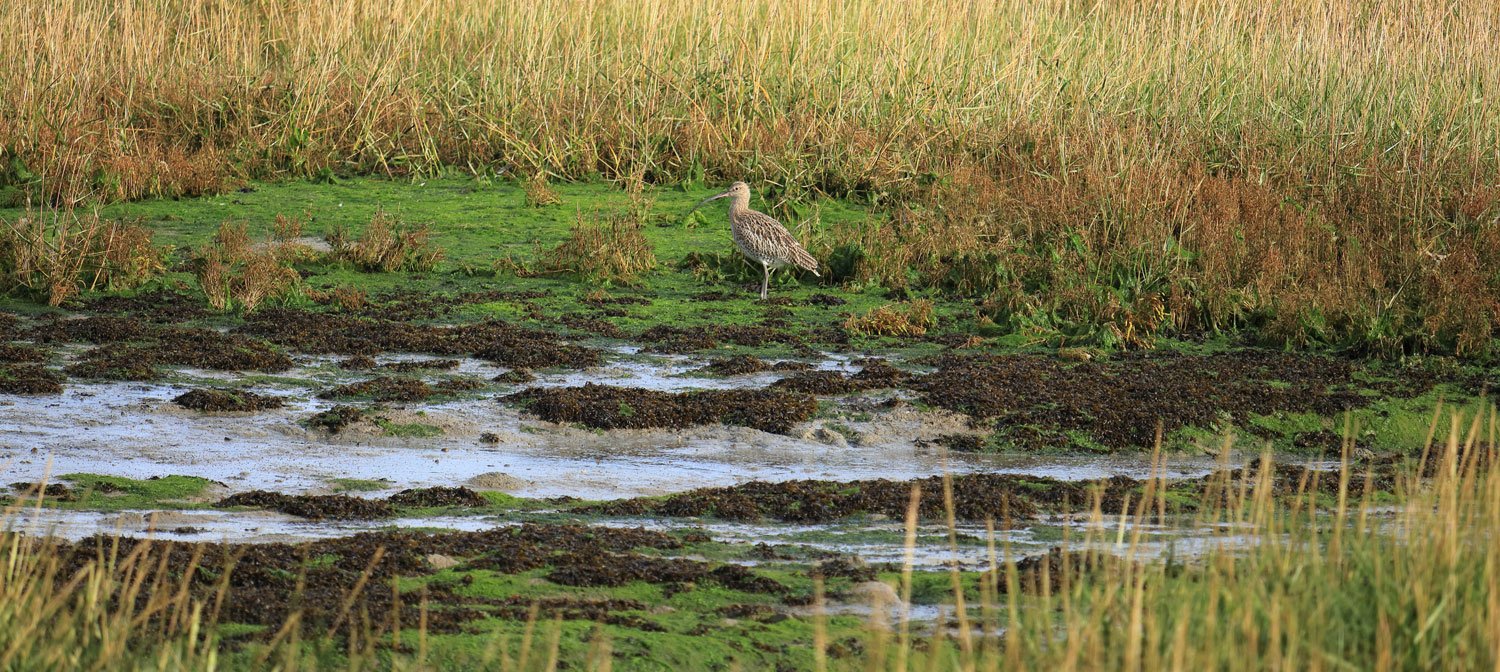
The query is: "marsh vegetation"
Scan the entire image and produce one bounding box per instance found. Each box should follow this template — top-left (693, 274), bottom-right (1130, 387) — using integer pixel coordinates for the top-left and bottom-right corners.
top-left (1, 0), bottom-right (1497, 669)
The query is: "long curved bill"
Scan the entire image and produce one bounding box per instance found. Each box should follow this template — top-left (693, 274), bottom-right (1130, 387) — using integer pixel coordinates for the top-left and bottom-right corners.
top-left (688, 190), bottom-right (730, 213)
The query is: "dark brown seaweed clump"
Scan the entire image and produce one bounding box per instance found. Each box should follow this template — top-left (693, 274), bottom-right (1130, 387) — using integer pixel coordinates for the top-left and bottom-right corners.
top-left (493, 368), bottom-right (535, 384)
top-left (0, 363), bottom-right (63, 394)
top-left (82, 290), bottom-right (208, 322)
top-left (590, 456), bottom-right (1419, 524)
top-left (173, 388), bottom-right (284, 412)
top-left (585, 473), bottom-right (1057, 524)
top-left (379, 358), bottom-right (460, 372)
top-left (913, 351), bottom-right (1394, 450)
top-left (636, 324), bottom-right (800, 354)
top-left (339, 355), bottom-right (377, 370)
top-left (770, 359), bottom-right (908, 395)
top-left (65, 327), bottom-right (292, 381)
top-left (320, 377), bottom-right (435, 402)
top-left (388, 486), bottom-right (489, 508)
top-left (50, 522), bottom-right (719, 636)
top-left (696, 355), bottom-right (771, 376)
top-left (216, 490), bottom-right (395, 520)
top-left (28, 315), bottom-right (151, 344)
top-left (238, 310), bottom-right (599, 369)
top-left (305, 405), bottom-right (368, 433)
top-left (504, 383), bottom-right (817, 434)
top-left (9, 481), bottom-right (74, 500)
top-left (695, 356), bottom-right (811, 377)
top-left (771, 370), bottom-right (864, 395)
top-left (0, 343), bottom-right (48, 362)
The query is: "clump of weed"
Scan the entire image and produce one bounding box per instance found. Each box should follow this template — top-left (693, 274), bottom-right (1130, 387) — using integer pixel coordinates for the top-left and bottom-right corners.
top-left (677, 250), bottom-right (759, 284)
top-left (0, 209), bottom-right (165, 306)
top-left (0, 343), bottom-right (47, 362)
top-left (306, 285), bottom-right (367, 312)
top-left (532, 212), bottom-right (656, 285)
top-left (172, 388), bottom-right (284, 412)
top-left (305, 405), bottom-right (367, 433)
top-left (216, 490), bottom-right (394, 520)
top-left (192, 222), bottom-right (302, 313)
top-left (320, 377), bottom-right (434, 402)
top-left (0, 363), bottom-right (63, 394)
top-left (271, 211), bottom-right (308, 241)
top-left (8, 481), bottom-right (73, 500)
top-left (388, 486), bottom-right (488, 508)
top-left (339, 355), bottom-right (376, 370)
top-left (28, 315), bottom-right (148, 345)
top-left (326, 210), bottom-right (443, 272)
top-left (912, 351), bottom-right (1396, 451)
top-left (238, 309), bottom-right (601, 369)
top-left (63, 326), bottom-right (291, 381)
top-left (523, 174), bottom-right (562, 207)
top-left (770, 360), bottom-right (906, 395)
top-left (505, 383), bottom-right (816, 434)
top-left (695, 355), bottom-right (772, 376)
top-left (377, 358), bottom-right (459, 372)
top-left (843, 299), bottom-right (934, 337)
top-left (493, 368), bottom-right (535, 384)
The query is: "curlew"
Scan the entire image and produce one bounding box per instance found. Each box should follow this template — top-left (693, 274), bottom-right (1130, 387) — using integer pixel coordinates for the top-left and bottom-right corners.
top-left (691, 182), bottom-right (819, 300)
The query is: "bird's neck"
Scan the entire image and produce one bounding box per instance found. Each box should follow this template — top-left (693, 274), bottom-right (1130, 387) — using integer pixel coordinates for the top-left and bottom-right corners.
top-left (728, 193), bottom-right (751, 215)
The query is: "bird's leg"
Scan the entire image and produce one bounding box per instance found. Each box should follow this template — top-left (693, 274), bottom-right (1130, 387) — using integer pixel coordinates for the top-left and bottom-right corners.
top-left (760, 263), bottom-right (770, 300)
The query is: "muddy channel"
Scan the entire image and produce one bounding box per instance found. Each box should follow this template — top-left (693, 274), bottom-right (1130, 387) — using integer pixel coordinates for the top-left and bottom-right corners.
top-left (0, 302), bottom-right (1456, 639)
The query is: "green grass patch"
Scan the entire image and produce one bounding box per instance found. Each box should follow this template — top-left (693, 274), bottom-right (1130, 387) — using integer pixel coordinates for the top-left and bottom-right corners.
top-left (327, 478), bottom-right (391, 493)
top-left (55, 474), bottom-right (217, 510)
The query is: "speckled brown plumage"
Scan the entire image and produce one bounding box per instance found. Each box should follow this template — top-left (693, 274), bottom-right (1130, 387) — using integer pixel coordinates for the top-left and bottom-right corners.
top-left (694, 182), bottom-right (819, 299)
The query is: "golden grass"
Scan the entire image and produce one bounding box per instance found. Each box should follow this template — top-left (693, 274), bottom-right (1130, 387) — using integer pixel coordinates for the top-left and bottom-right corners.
top-left (533, 211), bottom-right (657, 285)
top-left (0, 0), bottom-right (1497, 352)
top-left (2, 0), bottom-right (1493, 199)
top-left (523, 175), bottom-right (563, 208)
top-left (844, 300), bottom-right (936, 338)
top-left (193, 221), bottom-right (303, 313)
top-left (326, 210), bottom-right (444, 273)
top-left (0, 209), bottom-right (165, 305)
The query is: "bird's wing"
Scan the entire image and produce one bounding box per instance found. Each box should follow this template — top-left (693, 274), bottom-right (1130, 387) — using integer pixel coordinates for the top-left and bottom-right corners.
top-left (741, 211), bottom-right (820, 273)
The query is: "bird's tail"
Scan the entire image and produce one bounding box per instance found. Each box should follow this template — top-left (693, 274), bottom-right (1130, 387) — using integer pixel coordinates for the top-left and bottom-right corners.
top-left (790, 247), bottom-right (820, 276)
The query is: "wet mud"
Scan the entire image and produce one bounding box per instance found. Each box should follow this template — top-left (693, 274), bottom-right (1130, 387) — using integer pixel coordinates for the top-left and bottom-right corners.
top-left (504, 383), bottom-right (818, 434)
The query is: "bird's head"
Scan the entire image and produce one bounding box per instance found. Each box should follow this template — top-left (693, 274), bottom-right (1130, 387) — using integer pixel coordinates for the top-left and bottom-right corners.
top-left (691, 182), bottom-right (751, 212)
